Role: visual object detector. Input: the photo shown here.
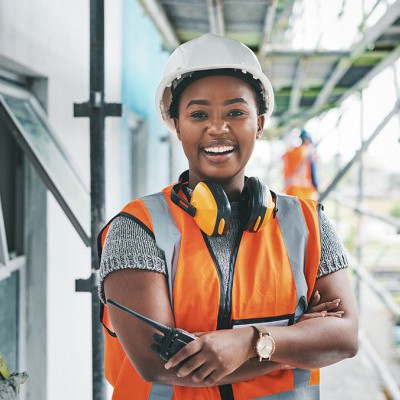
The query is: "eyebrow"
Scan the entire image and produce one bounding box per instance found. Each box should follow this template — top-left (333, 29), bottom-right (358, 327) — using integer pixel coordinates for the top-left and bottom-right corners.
top-left (186, 100), bottom-right (209, 108)
top-left (186, 98), bottom-right (248, 109)
top-left (224, 98), bottom-right (248, 106)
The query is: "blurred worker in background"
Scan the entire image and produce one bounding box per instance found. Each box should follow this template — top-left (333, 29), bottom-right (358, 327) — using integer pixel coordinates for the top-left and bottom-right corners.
top-left (283, 129), bottom-right (319, 200)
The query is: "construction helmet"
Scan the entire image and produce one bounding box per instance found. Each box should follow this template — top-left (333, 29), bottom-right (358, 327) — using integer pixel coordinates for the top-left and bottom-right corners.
top-left (299, 129), bottom-right (313, 142)
top-left (155, 33), bottom-right (275, 133)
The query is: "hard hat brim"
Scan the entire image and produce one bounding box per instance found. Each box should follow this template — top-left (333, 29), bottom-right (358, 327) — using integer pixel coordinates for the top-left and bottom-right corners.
top-left (156, 64), bottom-right (274, 134)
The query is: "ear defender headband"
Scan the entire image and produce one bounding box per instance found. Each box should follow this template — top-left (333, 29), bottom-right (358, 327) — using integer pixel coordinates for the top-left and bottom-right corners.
top-left (170, 172), bottom-right (275, 237)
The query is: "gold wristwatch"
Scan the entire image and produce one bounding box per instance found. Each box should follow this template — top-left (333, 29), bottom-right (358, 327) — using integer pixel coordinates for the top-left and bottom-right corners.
top-left (254, 328), bottom-right (276, 362)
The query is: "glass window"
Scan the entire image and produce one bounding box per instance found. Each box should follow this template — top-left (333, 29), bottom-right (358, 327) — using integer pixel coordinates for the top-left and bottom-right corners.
top-left (0, 115), bottom-right (24, 258)
top-left (0, 99), bottom-right (24, 373)
top-left (0, 83), bottom-right (90, 245)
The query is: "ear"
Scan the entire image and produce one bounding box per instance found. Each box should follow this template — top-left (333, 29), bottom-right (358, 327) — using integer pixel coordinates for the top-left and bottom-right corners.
top-left (256, 115), bottom-right (265, 139)
top-left (173, 119), bottom-right (181, 140)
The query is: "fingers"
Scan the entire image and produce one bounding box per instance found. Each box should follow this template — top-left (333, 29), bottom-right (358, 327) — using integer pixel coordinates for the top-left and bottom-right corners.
top-left (204, 369), bottom-right (225, 386)
top-left (177, 363), bottom-right (221, 386)
top-left (191, 363), bottom-right (216, 383)
top-left (325, 311), bottom-right (344, 318)
top-left (165, 341), bottom-right (200, 370)
top-left (166, 350), bottom-right (221, 384)
top-left (175, 354), bottom-right (206, 378)
top-left (165, 344), bottom-right (220, 384)
top-left (299, 310), bottom-right (344, 321)
top-left (308, 290), bottom-right (321, 307)
top-left (299, 312), bottom-right (326, 321)
top-left (308, 298), bottom-right (341, 313)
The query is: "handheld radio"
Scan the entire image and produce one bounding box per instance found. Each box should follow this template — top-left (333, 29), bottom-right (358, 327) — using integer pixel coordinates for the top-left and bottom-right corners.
top-left (107, 298), bottom-right (196, 361)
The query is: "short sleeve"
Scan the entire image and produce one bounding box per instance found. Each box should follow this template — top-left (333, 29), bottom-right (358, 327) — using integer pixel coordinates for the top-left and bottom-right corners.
top-left (98, 214), bottom-right (167, 303)
top-left (317, 211), bottom-right (349, 278)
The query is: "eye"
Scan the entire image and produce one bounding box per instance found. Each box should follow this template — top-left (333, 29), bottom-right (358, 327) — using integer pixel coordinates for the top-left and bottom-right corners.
top-left (190, 111), bottom-right (208, 119)
top-left (228, 109), bottom-right (245, 117)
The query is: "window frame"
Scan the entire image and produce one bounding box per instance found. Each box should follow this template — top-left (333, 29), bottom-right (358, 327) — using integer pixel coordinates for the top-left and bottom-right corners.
top-left (0, 81), bottom-right (90, 246)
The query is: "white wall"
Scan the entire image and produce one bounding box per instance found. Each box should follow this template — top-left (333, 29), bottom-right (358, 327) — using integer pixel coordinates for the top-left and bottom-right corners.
top-left (0, 0), bottom-right (122, 399)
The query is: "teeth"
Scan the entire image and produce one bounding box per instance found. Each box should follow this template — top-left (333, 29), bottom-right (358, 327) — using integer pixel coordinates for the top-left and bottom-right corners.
top-left (204, 146), bottom-right (234, 154)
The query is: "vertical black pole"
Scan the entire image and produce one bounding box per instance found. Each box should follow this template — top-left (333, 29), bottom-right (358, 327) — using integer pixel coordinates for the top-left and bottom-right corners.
top-left (74, 0), bottom-right (121, 398)
top-left (90, 1), bottom-right (106, 399)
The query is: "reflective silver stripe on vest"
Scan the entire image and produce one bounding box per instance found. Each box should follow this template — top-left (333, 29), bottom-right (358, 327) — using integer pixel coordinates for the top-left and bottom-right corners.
top-left (141, 192), bottom-right (181, 307)
top-left (252, 385), bottom-right (320, 399)
top-left (275, 194), bottom-right (309, 321)
top-left (141, 193), bottom-right (177, 400)
top-left (148, 383), bottom-right (174, 400)
top-left (275, 194), bottom-right (314, 393)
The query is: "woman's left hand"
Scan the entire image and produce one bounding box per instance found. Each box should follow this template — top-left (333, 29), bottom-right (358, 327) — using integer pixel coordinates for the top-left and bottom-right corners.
top-left (298, 290), bottom-right (344, 322)
top-left (164, 327), bottom-right (255, 385)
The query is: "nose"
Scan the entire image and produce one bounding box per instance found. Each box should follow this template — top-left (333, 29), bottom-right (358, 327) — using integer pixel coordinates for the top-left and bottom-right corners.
top-left (207, 116), bottom-right (229, 135)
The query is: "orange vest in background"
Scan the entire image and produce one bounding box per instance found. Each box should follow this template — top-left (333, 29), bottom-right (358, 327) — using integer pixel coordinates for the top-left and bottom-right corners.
top-left (283, 145), bottom-right (317, 200)
top-left (99, 184), bottom-right (322, 400)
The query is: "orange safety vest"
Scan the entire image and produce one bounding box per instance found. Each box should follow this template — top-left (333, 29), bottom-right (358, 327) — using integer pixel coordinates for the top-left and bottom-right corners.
top-left (283, 145), bottom-right (317, 200)
top-left (99, 184), bottom-right (322, 400)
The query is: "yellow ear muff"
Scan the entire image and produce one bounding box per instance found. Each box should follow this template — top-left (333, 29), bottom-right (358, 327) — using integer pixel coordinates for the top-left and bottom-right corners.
top-left (239, 177), bottom-right (274, 232)
top-left (170, 171), bottom-right (274, 236)
top-left (191, 182), bottom-right (231, 237)
top-left (255, 189), bottom-right (275, 232)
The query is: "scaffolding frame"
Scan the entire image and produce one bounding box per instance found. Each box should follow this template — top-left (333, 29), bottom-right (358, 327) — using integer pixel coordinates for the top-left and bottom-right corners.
top-left (73, 1), bottom-right (122, 398)
top-left (320, 56), bottom-right (400, 398)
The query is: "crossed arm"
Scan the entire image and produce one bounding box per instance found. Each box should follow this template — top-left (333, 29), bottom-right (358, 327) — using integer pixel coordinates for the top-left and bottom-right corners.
top-left (104, 268), bottom-right (358, 387)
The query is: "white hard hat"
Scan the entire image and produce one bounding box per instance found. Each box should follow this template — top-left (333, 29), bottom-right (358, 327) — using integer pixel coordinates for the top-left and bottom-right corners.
top-left (155, 33), bottom-right (275, 133)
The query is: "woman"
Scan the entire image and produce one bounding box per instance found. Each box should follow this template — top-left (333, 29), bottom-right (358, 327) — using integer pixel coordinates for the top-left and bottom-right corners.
top-left (99, 34), bottom-right (358, 400)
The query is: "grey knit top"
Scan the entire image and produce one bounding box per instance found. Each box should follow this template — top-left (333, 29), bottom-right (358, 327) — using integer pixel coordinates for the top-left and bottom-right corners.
top-left (99, 201), bottom-right (349, 304)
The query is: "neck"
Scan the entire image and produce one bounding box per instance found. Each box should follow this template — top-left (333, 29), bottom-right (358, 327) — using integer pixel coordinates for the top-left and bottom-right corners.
top-left (187, 171), bottom-right (245, 202)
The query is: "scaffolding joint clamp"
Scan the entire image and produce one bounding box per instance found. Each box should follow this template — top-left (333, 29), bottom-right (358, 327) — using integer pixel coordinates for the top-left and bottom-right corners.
top-left (75, 269), bottom-right (100, 292)
top-left (105, 103), bottom-right (122, 117)
top-left (73, 101), bottom-right (91, 117)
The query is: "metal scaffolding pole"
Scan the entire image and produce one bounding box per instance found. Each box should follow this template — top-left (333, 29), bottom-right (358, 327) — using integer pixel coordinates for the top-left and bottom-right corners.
top-left (355, 91), bottom-right (364, 310)
top-left (73, 0), bottom-right (122, 398)
top-left (392, 62), bottom-right (400, 141)
top-left (319, 100), bottom-right (400, 202)
top-left (331, 193), bottom-right (400, 232)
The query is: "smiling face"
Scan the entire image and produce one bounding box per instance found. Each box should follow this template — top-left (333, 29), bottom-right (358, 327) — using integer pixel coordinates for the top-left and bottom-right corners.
top-left (174, 74), bottom-right (265, 197)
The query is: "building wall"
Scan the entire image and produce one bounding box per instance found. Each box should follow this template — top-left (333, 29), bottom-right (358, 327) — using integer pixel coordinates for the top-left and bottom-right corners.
top-left (0, 1), bottom-right (122, 399)
top-left (120, 0), bottom-right (185, 203)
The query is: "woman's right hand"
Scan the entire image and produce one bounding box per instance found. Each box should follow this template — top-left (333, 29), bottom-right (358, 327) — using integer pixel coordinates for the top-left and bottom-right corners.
top-left (164, 327), bottom-right (256, 386)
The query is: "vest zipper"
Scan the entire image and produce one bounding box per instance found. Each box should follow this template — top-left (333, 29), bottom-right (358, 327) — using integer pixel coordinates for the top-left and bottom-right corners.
top-left (201, 232), bottom-right (226, 330)
top-left (222, 231), bottom-right (243, 328)
top-left (201, 230), bottom-right (243, 400)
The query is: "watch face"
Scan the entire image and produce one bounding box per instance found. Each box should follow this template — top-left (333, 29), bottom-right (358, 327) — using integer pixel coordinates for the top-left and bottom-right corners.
top-left (256, 335), bottom-right (273, 358)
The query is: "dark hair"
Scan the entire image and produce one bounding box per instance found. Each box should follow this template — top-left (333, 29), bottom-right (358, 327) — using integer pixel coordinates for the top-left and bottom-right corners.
top-left (168, 69), bottom-right (268, 119)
